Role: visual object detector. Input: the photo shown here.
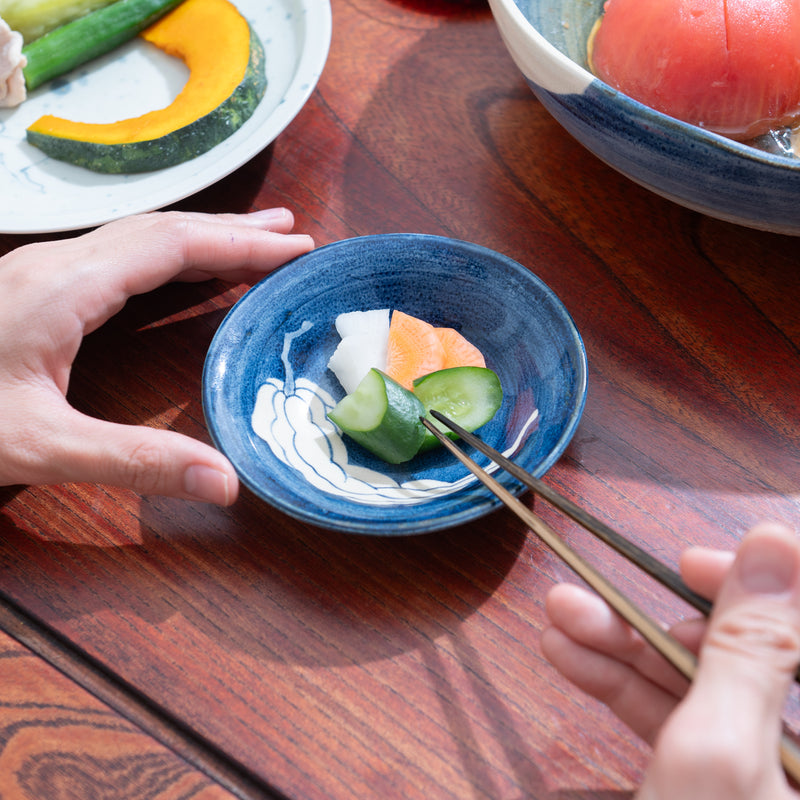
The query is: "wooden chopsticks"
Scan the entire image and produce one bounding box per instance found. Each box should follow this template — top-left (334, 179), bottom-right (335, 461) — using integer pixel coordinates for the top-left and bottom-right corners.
top-left (421, 410), bottom-right (800, 783)
top-left (429, 411), bottom-right (712, 616)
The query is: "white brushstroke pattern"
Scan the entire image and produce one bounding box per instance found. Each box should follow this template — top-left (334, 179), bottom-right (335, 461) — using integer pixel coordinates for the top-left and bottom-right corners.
top-left (251, 322), bottom-right (539, 506)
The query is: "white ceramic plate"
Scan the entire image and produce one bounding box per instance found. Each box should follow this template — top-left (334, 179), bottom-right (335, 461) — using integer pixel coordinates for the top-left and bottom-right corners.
top-left (0, 0), bottom-right (331, 233)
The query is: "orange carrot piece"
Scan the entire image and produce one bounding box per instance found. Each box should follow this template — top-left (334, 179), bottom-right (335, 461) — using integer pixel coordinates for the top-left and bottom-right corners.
top-left (385, 310), bottom-right (445, 390)
top-left (435, 327), bottom-right (486, 370)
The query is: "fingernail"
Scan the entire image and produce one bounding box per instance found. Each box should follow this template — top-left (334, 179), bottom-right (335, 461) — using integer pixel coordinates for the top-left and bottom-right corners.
top-left (738, 537), bottom-right (799, 595)
top-left (248, 207), bottom-right (290, 223)
top-left (184, 464), bottom-right (230, 505)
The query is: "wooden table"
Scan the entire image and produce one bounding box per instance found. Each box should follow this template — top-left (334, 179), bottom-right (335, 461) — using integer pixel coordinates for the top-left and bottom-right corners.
top-left (2, 0), bottom-right (800, 797)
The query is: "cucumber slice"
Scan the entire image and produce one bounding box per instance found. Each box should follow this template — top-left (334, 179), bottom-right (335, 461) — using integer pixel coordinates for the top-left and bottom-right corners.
top-left (328, 368), bottom-right (426, 464)
top-left (413, 366), bottom-right (503, 450)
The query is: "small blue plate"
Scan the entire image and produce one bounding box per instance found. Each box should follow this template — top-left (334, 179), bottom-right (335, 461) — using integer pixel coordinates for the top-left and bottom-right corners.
top-left (202, 234), bottom-right (587, 534)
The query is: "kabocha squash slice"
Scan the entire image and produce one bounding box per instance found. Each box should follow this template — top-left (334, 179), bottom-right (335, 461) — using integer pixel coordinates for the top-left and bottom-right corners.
top-left (25, 0), bottom-right (267, 173)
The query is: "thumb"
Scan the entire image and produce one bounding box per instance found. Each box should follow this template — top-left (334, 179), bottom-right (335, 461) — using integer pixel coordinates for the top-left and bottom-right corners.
top-left (697, 522), bottom-right (800, 739)
top-left (644, 522), bottom-right (800, 796)
top-left (56, 412), bottom-right (240, 504)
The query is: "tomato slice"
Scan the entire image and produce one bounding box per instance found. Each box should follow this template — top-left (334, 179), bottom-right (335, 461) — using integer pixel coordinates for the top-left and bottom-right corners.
top-left (589, 0), bottom-right (800, 140)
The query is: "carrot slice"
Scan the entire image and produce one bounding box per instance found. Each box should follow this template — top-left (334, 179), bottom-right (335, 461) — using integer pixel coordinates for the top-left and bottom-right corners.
top-left (385, 310), bottom-right (445, 390)
top-left (435, 327), bottom-right (486, 370)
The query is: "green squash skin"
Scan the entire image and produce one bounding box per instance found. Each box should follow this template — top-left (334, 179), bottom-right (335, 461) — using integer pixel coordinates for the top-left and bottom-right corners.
top-left (25, 24), bottom-right (267, 174)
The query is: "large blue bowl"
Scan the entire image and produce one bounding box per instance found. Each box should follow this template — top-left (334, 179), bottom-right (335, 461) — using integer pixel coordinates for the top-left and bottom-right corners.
top-left (489, 0), bottom-right (800, 235)
top-left (203, 234), bottom-right (587, 534)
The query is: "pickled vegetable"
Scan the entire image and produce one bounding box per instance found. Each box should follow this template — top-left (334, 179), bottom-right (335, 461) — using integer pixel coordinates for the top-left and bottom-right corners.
top-left (328, 368), bottom-right (427, 464)
top-left (328, 366), bottom-right (503, 464)
top-left (414, 366), bottom-right (503, 451)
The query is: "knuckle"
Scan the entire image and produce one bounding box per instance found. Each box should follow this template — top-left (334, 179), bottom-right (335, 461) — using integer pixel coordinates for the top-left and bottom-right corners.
top-left (707, 607), bottom-right (800, 672)
top-left (113, 210), bottom-right (192, 246)
top-left (117, 442), bottom-right (169, 494)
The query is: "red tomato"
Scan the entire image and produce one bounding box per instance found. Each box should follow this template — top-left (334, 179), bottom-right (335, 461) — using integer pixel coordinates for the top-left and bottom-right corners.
top-left (589, 0), bottom-right (800, 140)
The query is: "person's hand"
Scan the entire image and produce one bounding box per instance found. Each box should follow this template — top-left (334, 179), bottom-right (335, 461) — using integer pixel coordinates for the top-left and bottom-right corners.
top-left (542, 521), bottom-right (800, 799)
top-left (0, 209), bottom-right (314, 504)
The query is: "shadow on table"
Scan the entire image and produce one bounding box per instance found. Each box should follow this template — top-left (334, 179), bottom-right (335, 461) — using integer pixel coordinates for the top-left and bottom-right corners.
top-left (339, 11), bottom-right (800, 512)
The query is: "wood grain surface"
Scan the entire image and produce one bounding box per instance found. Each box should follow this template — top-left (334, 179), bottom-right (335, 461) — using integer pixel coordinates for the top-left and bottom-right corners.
top-left (0, 628), bottom-right (236, 799)
top-left (2, 0), bottom-right (800, 797)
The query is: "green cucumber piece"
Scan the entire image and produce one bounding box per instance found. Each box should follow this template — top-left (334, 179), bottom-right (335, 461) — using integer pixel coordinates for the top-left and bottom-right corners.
top-left (328, 369), bottom-right (427, 464)
top-left (413, 366), bottom-right (503, 450)
top-left (21, 0), bottom-right (184, 91)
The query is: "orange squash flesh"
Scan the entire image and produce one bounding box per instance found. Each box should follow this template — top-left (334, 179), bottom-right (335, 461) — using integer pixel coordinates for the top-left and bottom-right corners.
top-left (27, 0), bottom-right (252, 144)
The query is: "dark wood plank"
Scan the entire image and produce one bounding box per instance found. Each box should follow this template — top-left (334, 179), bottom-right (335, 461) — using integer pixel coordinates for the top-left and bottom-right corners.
top-left (0, 628), bottom-right (239, 798)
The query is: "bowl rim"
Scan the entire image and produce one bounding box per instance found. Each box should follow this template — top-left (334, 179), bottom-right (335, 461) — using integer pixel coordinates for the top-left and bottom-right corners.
top-left (488, 0), bottom-right (800, 170)
top-left (203, 232), bottom-right (589, 535)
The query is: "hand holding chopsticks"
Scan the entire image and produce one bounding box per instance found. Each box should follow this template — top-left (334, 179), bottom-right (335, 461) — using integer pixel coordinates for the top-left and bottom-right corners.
top-left (421, 411), bottom-right (800, 789)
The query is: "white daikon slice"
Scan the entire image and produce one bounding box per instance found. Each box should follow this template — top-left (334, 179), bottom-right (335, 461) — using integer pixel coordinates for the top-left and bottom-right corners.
top-left (327, 310), bottom-right (390, 394)
top-left (334, 308), bottom-right (390, 339)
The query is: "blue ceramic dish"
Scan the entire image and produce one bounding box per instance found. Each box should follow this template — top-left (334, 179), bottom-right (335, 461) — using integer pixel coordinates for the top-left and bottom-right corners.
top-left (489, 0), bottom-right (800, 235)
top-left (203, 234), bottom-right (587, 535)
